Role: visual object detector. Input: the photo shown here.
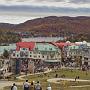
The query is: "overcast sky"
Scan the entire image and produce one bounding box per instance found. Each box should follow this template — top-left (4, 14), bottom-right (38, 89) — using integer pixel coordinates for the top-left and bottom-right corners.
top-left (0, 0), bottom-right (90, 24)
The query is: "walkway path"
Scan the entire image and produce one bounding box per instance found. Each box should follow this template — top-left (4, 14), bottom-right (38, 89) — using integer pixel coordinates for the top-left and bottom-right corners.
top-left (0, 81), bottom-right (23, 90)
top-left (17, 69), bottom-right (52, 80)
top-left (47, 78), bottom-right (90, 88)
top-left (47, 78), bottom-right (90, 84)
top-left (70, 85), bottom-right (90, 88)
top-left (0, 81), bottom-right (13, 90)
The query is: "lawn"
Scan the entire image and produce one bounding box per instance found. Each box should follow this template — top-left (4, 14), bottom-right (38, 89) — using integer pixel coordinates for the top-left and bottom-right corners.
top-left (3, 69), bottom-right (90, 90)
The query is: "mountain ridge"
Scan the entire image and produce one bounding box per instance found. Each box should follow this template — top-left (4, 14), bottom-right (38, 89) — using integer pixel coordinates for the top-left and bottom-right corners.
top-left (0, 16), bottom-right (90, 40)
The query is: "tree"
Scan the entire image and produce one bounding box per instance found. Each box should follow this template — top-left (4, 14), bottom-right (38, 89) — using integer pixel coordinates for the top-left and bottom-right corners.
top-left (3, 50), bottom-right (9, 59)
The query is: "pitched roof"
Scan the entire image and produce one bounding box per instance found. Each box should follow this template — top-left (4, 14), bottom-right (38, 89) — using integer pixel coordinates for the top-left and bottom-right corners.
top-left (51, 42), bottom-right (68, 48)
top-left (16, 42), bottom-right (35, 51)
top-left (36, 43), bottom-right (58, 51)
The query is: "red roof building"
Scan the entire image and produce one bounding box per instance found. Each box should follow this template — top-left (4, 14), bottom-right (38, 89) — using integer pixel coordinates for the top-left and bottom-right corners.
top-left (16, 42), bottom-right (35, 51)
top-left (51, 42), bottom-right (68, 48)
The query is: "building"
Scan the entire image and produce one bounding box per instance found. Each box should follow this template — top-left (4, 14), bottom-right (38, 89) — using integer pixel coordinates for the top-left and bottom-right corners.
top-left (22, 37), bottom-right (64, 42)
top-left (65, 41), bottom-right (90, 66)
top-left (82, 46), bottom-right (90, 66)
top-left (0, 44), bottom-right (16, 56)
top-left (10, 41), bottom-right (90, 74)
top-left (11, 42), bottom-right (61, 74)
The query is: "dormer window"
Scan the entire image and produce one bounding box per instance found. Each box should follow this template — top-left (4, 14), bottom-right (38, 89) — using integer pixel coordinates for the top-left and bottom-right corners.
top-left (35, 47), bottom-right (38, 51)
top-left (49, 48), bottom-right (52, 50)
top-left (23, 48), bottom-right (26, 50)
top-left (30, 51), bottom-right (32, 54)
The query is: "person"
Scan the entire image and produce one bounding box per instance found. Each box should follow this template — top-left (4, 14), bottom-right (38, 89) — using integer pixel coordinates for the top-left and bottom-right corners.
top-left (75, 76), bottom-right (77, 82)
top-left (23, 80), bottom-right (30, 90)
top-left (11, 83), bottom-right (17, 90)
top-left (34, 81), bottom-right (42, 90)
top-left (55, 74), bottom-right (58, 78)
top-left (77, 76), bottom-right (79, 79)
top-left (31, 81), bottom-right (34, 90)
top-left (46, 84), bottom-right (52, 90)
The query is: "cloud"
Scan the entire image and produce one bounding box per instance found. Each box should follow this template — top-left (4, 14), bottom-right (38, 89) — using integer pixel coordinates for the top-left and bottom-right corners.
top-left (36, 0), bottom-right (63, 1)
top-left (69, 0), bottom-right (90, 4)
top-left (0, 0), bottom-right (90, 13)
top-left (4, 0), bottom-right (65, 2)
top-left (0, 14), bottom-right (38, 24)
top-left (0, 5), bottom-right (90, 14)
top-left (3, 0), bottom-right (90, 3)
top-left (0, 0), bottom-right (89, 8)
top-left (0, 0), bottom-right (90, 24)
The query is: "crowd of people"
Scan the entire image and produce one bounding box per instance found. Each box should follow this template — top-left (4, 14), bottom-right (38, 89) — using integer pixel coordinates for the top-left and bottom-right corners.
top-left (11, 80), bottom-right (52, 90)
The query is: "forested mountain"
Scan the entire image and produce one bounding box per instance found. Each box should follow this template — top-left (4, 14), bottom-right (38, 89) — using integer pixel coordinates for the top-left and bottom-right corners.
top-left (0, 23), bottom-right (15, 31)
top-left (0, 16), bottom-right (90, 42)
top-left (15, 16), bottom-right (90, 33)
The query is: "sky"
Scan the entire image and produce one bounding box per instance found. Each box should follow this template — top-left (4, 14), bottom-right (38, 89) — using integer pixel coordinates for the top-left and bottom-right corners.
top-left (0, 0), bottom-right (90, 24)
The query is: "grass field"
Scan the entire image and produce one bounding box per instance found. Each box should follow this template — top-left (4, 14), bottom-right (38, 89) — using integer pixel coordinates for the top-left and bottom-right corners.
top-left (26, 69), bottom-right (90, 79)
top-left (4, 69), bottom-right (90, 90)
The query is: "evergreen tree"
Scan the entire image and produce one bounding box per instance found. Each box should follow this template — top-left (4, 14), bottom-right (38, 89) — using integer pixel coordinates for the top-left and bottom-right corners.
top-left (3, 50), bottom-right (9, 58)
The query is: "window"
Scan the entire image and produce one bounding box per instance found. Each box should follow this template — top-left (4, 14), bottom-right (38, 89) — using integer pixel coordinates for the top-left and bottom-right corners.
top-left (13, 53), bottom-right (15, 56)
top-left (30, 51), bottom-right (32, 54)
top-left (17, 54), bottom-right (19, 57)
top-left (38, 55), bottom-right (40, 58)
top-left (20, 51), bottom-right (24, 57)
top-left (42, 56), bottom-right (44, 58)
top-left (30, 55), bottom-right (32, 57)
top-left (49, 48), bottom-right (52, 50)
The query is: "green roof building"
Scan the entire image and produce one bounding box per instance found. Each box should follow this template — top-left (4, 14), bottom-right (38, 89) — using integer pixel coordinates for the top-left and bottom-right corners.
top-left (35, 43), bottom-right (58, 52)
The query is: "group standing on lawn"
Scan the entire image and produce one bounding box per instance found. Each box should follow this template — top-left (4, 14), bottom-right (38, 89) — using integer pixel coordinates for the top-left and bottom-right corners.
top-left (11, 80), bottom-right (52, 90)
